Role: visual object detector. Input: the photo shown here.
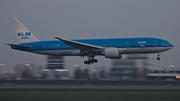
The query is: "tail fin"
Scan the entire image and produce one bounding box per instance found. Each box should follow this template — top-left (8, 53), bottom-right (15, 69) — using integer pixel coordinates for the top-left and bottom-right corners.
top-left (10, 18), bottom-right (39, 43)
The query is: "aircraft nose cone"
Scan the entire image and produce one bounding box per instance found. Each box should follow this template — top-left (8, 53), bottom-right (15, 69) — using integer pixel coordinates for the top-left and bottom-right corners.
top-left (164, 47), bottom-right (173, 51)
top-left (169, 47), bottom-right (173, 49)
top-left (171, 44), bottom-right (174, 48)
top-left (168, 43), bottom-right (174, 50)
top-left (170, 43), bottom-right (174, 48)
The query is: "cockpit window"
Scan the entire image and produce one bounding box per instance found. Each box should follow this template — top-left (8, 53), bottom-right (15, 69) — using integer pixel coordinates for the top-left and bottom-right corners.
top-left (165, 42), bottom-right (169, 44)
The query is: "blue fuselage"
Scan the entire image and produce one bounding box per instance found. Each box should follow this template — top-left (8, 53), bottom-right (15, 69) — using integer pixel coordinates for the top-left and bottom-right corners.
top-left (11, 37), bottom-right (173, 56)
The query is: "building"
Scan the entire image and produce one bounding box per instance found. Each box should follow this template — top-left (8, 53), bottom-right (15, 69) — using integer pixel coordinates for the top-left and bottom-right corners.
top-left (45, 56), bottom-right (70, 79)
top-left (110, 54), bottom-right (152, 80)
top-left (147, 70), bottom-right (180, 80)
top-left (46, 56), bottom-right (64, 69)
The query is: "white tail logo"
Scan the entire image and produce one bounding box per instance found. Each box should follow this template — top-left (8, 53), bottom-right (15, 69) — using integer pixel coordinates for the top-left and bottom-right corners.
top-left (10, 18), bottom-right (39, 43)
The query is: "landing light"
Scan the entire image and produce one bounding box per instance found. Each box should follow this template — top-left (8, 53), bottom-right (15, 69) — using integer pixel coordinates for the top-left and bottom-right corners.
top-left (42, 69), bottom-right (51, 71)
top-left (93, 69), bottom-right (98, 72)
top-left (54, 69), bottom-right (68, 71)
top-left (0, 64), bottom-right (6, 66)
top-left (24, 63), bottom-right (30, 67)
top-left (169, 65), bottom-right (174, 68)
top-left (73, 64), bottom-right (79, 67)
top-left (176, 75), bottom-right (180, 79)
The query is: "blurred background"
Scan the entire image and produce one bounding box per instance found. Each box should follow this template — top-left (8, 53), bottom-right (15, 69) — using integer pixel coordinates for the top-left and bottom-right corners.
top-left (0, 0), bottom-right (180, 81)
top-left (0, 54), bottom-right (179, 81)
top-left (1, 1), bottom-right (180, 100)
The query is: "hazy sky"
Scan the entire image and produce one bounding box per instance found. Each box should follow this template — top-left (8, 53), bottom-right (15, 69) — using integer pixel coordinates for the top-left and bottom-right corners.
top-left (0, 0), bottom-right (180, 74)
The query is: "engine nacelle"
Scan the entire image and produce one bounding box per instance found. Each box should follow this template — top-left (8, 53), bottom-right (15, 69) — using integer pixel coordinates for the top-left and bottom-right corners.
top-left (103, 47), bottom-right (122, 59)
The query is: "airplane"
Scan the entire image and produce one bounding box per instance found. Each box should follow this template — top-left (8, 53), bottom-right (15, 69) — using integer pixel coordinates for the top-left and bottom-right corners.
top-left (7, 18), bottom-right (174, 64)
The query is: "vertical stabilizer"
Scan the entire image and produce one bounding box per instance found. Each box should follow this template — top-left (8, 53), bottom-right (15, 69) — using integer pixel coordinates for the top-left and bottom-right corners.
top-left (10, 18), bottom-right (39, 43)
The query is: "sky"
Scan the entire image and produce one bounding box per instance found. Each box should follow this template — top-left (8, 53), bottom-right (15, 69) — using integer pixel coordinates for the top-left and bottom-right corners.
top-left (0, 0), bottom-right (180, 74)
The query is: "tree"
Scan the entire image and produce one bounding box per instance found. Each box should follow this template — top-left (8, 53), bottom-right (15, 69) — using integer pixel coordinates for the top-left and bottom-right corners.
top-left (99, 69), bottom-right (106, 79)
top-left (21, 67), bottom-right (32, 79)
top-left (83, 68), bottom-right (89, 79)
top-left (74, 68), bottom-right (82, 79)
top-left (41, 72), bottom-right (48, 79)
top-left (53, 71), bottom-right (60, 79)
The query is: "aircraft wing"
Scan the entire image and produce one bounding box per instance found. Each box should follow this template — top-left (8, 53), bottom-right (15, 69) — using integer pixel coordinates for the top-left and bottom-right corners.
top-left (54, 37), bottom-right (103, 52)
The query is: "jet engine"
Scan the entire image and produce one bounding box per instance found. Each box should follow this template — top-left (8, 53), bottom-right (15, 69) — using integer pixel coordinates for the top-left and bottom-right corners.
top-left (103, 47), bottom-right (122, 59)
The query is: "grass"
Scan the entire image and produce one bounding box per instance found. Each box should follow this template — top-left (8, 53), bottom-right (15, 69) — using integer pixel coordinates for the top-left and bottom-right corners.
top-left (0, 91), bottom-right (180, 101)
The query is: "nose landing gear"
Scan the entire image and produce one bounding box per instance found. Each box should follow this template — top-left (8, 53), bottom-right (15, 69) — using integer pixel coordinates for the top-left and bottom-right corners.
top-left (157, 53), bottom-right (161, 60)
top-left (157, 57), bottom-right (160, 60)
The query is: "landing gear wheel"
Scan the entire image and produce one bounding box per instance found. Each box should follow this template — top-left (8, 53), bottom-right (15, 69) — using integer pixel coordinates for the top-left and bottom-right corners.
top-left (84, 59), bottom-right (98, 64)
top-left (157, 57), bottom-right (160, 60)
top-left (89, 60), bottom-right (93, 63)
top-left (84, 61), bottom-right (89, 64)
top-left (84, 61), bottom-right (87, 64)
top-left (94, 59), bottom-right (98, 63)
top-left (157, 53), bottom-right (161, 61)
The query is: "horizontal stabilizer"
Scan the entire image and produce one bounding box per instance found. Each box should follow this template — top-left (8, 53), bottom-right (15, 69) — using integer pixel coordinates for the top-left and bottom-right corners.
top-left (6, 44), bottom-right (32, 48)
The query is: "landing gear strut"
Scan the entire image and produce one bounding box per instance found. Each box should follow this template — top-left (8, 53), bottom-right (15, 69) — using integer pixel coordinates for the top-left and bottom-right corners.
top-left (157, 53), bottom-right (160, 60)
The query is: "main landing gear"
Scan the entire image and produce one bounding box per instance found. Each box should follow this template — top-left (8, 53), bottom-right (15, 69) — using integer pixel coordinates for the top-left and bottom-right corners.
top-left (84, 59), bottom-right (98, 64)
top-left (157, 53), bottom-right (160, 60)
top-left (84, 54), bottom-right (98, 64)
